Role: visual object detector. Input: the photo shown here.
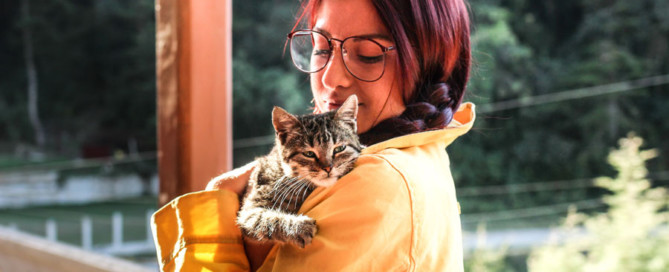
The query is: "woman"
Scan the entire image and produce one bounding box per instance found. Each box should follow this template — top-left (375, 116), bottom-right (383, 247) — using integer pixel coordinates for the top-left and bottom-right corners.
top-left (152, 0), bottom-right (475, 270)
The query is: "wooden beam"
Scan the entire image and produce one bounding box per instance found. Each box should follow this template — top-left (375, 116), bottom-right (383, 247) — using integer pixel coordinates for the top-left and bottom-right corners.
top-left (156, 0), bottom-right (233, 206)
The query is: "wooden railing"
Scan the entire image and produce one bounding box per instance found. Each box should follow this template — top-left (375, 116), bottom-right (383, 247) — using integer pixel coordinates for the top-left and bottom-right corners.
top-left (0, 225), bottom-right (152, 272)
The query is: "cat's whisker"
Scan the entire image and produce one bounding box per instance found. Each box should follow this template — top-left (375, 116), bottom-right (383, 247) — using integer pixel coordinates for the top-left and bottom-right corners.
top-left (286, 179), bottom-right (308, 210)
top-left (272, 176), bottom-right (288, 192)
top-left (274, 177), bottom-right (300, 198)
top-left (273, 183), bottom-right (296, 210)
top-left (292, 182), bottom-right (308, 210)
top-left (271, 185), bottom-right (289, 209)
top-left (290, 178), bottom-right (311, 209)
top-left (299, 182), bottom-right (313, 203)
top-left (282, 177), bottom-right (301, 190)
top-left (271, 178), bottom-right (296, 210)
top-left (274, 177), bottom-right (306, 210)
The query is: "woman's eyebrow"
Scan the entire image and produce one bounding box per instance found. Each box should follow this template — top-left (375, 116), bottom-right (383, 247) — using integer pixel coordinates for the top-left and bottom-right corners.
top-left (313, 27), bottom-right (393, 42)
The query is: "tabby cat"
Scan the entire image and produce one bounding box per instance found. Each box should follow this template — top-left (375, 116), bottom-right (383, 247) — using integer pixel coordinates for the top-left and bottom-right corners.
top-left (237, 95), bottom-right (362, 248)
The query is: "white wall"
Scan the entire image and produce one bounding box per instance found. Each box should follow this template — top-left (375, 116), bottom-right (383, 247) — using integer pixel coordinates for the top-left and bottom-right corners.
top-left (0, 171), bottom-right (159, 208)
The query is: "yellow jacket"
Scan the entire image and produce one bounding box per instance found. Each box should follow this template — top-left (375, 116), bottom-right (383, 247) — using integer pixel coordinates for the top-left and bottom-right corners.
top-left (152, 103), bottom-right (475, 272)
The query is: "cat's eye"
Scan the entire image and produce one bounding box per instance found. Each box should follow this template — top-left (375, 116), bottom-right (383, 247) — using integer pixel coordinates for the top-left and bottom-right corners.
top-left (302, 151), bottom-right (317, 158)
top-left (333, 145), bottom-right (346, 153)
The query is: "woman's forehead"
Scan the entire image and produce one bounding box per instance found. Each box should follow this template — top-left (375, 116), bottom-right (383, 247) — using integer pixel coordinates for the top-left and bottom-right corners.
top-left (313, 0), bottom-right (389, 39)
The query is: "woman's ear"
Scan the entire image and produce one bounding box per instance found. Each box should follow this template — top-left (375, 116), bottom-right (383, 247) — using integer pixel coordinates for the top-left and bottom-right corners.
top-left (335, 95), bottom-right (358, 133)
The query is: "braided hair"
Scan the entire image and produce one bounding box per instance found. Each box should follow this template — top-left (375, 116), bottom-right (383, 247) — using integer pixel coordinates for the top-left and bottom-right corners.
top-left (358, 0), bottom-right (471, 145)
top-left (359, 82), bottom-right (459, 145)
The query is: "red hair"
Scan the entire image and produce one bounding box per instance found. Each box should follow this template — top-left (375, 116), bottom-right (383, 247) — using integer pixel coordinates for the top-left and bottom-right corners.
top-left (294, 0), bottom-right (471, 145)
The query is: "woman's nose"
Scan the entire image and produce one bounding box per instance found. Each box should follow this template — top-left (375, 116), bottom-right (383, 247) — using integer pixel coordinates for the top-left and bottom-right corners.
top-left (321, 47), bottom-right (353, 90)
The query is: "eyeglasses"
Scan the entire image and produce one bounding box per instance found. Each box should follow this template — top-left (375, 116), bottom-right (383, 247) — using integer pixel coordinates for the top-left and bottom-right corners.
top-left (287, 30), bottom-right (396, 82)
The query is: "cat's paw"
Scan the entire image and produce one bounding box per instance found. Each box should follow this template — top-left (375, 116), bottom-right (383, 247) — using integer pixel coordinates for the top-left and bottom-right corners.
top-left (284, 216), bottom-right (317, 248)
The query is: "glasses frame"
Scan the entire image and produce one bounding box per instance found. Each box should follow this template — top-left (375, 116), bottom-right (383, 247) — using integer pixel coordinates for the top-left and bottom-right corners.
top-left (287, 29), bottom-right (396, 82)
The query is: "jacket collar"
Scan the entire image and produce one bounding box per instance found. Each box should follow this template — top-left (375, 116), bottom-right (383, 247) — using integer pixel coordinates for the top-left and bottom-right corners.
top-left (361, 103), bottom-right (476, 155)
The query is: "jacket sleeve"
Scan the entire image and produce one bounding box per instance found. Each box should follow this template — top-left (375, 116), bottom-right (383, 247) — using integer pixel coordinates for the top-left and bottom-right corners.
top-left (259, 154), bottom-right (414, 271)
top-left (151, 190), bottom-right (250, 272)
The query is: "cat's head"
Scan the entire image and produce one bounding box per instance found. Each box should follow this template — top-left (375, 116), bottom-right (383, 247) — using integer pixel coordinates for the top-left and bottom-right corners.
top-left (272, 95), bottom-right (361, 187)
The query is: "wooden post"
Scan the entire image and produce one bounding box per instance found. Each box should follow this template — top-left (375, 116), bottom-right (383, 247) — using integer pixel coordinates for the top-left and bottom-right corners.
top-left (81, 216), bottom-right (92, 250)
top-left (156, 0), bottom-right (233, 206)
top-left (146, 209), bottom-right (154, 243)
top-left (46, 219), bottom-right (57, 242)
top-left (112, 212), bottom-right (123, 249)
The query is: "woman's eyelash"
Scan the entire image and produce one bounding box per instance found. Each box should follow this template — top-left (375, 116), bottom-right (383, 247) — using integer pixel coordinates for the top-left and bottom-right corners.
top-left (356, 55), bottom-right (383, 64)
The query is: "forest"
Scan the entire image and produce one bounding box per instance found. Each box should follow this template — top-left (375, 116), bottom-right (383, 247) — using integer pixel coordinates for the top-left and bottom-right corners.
top-left (1, 0), bottom-right (668, 233)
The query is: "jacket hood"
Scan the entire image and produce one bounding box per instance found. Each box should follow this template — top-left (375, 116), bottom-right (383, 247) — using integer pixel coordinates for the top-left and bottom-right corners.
top-left (361, 103), bottom-right (475, 155)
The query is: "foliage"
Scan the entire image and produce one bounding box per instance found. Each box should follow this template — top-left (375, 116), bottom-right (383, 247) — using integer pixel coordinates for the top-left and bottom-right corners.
top-left (0, 0), bottom-right (156, 155)
top-left (449, 0), bottom-right (669, 215)
top-left (527, 134), bottom-right (669, 272)
top-left (464, 224), bottom-right (515, 272)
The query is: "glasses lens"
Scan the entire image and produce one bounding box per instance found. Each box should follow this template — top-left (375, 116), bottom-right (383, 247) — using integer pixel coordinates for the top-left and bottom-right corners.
top-left (290, 31), bottom-right (330, 73)
top-left (342, 38), bottom-right (386, 81)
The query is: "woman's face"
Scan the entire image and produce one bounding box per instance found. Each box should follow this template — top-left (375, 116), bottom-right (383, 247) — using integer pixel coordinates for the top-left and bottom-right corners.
top-left (311, 0), bottom-right (405, 134)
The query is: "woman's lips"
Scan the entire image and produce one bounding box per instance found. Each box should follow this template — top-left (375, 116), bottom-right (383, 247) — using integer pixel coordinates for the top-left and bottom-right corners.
top-left (324, 100), bottom-right (363, 112)
top-left (326, 102), bottom-right (342, 111)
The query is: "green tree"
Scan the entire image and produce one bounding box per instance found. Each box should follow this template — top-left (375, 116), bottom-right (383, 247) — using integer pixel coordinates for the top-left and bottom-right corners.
top-left (0, 0), bottom-right (156, 156)
top-left (528, 134), bottom-right (669, 272)
top-left (450, 0), bottom-right (669, 217)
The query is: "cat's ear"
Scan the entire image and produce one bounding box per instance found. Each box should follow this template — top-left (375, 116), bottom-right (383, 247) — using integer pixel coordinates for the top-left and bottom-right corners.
top-left (335, 95), bottom-right (358, 132)
top-left (272, 106), bottom-right (300, 141)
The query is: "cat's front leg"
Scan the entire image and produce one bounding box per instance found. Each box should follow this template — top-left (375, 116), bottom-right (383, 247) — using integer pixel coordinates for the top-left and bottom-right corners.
top-left (237, 207), bottom-right (317, 248)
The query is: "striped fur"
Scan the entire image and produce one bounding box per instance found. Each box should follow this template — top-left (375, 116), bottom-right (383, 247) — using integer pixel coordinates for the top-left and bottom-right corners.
top-left (237, 95), bottom-right (361, 248)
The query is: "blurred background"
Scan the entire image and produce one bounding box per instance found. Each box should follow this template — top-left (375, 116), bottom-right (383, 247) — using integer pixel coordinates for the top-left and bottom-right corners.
top-left (0, 0), bottom-right (667, 271)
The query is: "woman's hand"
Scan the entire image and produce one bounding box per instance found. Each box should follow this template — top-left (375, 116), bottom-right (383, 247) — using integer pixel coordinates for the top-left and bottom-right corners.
top-left (205, 161), bottom-right (257, 196)
top-left (205, 161), bottom-right (274, 271)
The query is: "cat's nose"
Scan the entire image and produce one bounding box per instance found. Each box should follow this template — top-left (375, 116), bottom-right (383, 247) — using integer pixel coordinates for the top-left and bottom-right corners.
top-left (323, 166), bottom-right (332, 173)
